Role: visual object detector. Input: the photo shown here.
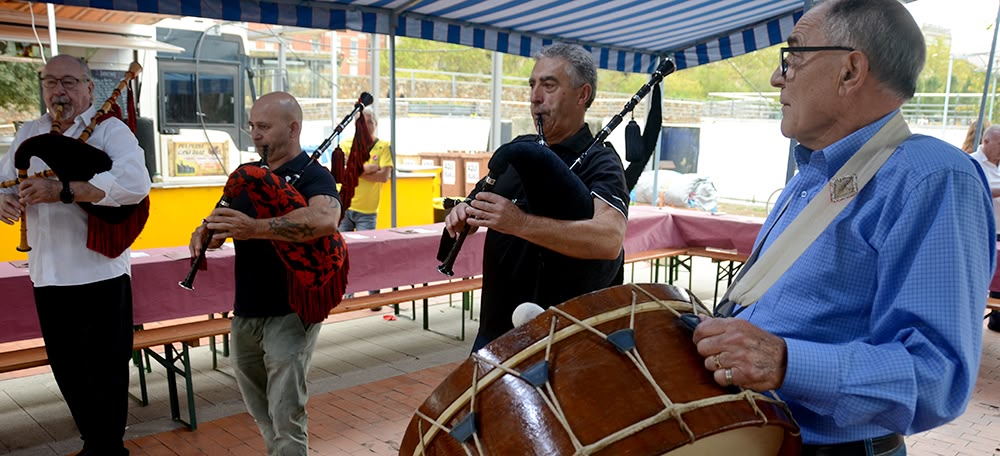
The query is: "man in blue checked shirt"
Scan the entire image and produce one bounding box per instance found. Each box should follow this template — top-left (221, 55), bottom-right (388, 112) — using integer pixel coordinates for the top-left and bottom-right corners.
top-left (693, 1), bottom-right (996, 455)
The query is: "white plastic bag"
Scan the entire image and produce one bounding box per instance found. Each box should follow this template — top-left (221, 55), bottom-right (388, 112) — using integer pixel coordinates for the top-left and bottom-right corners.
top-left (633, 170), bottom-right (718, 212)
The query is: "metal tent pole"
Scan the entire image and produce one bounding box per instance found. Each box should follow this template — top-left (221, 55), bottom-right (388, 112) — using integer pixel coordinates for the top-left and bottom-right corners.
top-left (973, 2), bottom-right (1000, 147)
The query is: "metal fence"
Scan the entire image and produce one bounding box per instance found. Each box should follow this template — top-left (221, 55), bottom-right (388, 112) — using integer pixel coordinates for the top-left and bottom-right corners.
top-left (284, 68), bottom-right (998, 126)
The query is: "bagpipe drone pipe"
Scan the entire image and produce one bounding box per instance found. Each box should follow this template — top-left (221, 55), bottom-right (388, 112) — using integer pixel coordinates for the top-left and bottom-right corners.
top-left (436, 58), bottom-right (676, 300)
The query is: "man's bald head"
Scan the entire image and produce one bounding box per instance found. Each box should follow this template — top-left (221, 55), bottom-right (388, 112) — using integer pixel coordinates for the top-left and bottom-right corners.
top-left (257, 91), bottom-right (303, 124)
top-left (249, 92), bottom-right (304, 167)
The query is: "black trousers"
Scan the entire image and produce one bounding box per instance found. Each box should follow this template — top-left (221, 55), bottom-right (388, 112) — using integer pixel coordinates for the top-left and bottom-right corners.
top-left (34, 274), bottom-right (133, 455)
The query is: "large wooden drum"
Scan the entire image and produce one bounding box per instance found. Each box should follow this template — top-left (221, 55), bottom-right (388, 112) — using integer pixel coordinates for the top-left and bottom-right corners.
top-left (399, 283), bottom-right (801, 455)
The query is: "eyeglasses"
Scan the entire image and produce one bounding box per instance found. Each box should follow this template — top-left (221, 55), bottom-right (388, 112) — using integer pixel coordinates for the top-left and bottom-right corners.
top-left (780, 46), bottom-right (855, 78)
top-left (39, 76), bottom-right (89, 89)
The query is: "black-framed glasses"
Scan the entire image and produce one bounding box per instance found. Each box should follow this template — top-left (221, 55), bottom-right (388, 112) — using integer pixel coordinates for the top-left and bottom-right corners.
top-left (780, 46), bottom-right (855, 77)
top-left (39, 76), bottom-right (89, 89)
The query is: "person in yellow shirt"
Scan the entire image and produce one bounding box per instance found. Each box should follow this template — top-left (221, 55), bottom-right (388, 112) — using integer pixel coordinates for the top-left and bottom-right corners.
top-left (339, 110), bottom-right (393, 231)
top-left (339, 110), bottom-right (393, 309)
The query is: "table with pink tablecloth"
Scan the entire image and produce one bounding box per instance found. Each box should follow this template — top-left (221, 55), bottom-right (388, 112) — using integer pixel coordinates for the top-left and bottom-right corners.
top-left (991, 243), bottom-right (1000, 294)
top-left (1, 208), bottom-right (763, 344)
top-left (0, 224), bottom-right (486, 344)
top-left (625, 205), bottom-right (762, 255)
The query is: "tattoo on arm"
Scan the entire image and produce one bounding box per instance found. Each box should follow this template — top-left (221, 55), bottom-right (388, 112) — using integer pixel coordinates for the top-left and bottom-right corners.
top-left (268, 217), bottom-right (317, 241)
top-left (266, 195), bottom-right (339, 241)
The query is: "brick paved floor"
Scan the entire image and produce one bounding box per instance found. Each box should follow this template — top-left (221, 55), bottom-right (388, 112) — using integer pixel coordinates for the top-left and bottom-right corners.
top-left (116, 320), bottom-right (1000, 456)
top-left (3, 258), bottom-right (999, 455)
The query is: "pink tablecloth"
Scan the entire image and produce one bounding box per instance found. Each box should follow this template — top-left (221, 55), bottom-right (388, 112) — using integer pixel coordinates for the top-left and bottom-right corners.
top-left (0, 209), bottom-right (761, 344)
top-left (661, 206), bottom-right (762, 254)
top-left (0, 225), bottom-right (486, 344)
top-left (991, 243), bottom-right (1000, 294)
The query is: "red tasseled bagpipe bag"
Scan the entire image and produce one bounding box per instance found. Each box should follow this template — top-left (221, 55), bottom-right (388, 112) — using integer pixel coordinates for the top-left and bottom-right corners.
top-left (13, 76), bottom-right (149, 258)
top-left (330, 108), bottom-right (375, 216)
top-left (223, 164), bottom-right (350, 323)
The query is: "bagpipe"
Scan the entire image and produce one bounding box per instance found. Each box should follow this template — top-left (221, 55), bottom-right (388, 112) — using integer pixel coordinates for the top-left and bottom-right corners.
top-left (180, 92), bottom-right (374, 324)
top-left (1, 61), bottom-right (149, 258)
top-left (330, 103), bottom-right (375, 214)
top-left (435, 58), bottom-right (676, 276)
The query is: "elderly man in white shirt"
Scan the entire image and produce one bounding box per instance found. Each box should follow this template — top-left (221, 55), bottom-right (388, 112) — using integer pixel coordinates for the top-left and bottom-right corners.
top-left (0, 54), bottom-right (150, 456)
top-left (970, 124), bottom-right (1000, 332)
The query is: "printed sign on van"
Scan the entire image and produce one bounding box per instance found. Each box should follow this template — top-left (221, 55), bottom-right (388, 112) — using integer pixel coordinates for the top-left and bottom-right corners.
top-left (168, 141), bottom-right (229, 177)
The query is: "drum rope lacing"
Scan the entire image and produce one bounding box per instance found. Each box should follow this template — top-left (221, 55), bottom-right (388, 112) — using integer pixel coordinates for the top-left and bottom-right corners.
top-left (409, 284), bottom-right (797, 455)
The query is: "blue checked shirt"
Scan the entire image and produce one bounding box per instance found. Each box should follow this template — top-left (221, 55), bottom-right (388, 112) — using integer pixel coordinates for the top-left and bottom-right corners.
top-left (741, 110), bottom-right (996, 444)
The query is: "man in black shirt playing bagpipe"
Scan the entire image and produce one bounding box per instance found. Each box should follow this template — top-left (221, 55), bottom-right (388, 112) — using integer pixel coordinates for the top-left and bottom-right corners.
top-left (188, 91), bottom-right (347, 455)
top-left (444, 43), bottom-right (630, 352)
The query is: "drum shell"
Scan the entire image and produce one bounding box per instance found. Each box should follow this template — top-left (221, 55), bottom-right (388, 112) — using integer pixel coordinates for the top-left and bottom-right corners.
top-left (399, 283), bottom-right (801, 456)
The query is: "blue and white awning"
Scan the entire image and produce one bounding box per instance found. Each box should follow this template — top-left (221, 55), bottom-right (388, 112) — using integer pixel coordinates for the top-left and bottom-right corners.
top-left (43, 0), bottom-right (803, 73)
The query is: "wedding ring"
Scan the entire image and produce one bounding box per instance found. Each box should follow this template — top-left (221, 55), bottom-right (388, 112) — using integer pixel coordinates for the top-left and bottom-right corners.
top-left (725, 368), bottom-right (734, 386)
top-left (714, 354), bottom-right (723, 370)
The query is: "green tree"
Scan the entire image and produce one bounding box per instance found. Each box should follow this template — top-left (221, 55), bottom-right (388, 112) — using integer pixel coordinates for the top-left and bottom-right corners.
top-left (917, 35), bottom-right (981, 94)
top-left (0, 59), bottom-right (39, 113)
top-left (386, 38), bottom-right (493, 79)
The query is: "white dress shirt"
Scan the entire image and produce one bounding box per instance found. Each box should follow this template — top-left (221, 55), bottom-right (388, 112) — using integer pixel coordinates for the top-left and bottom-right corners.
top-left (0, 106), bottom-right (151, 286)
top-left (972, 148), bottom-right (1000, 235)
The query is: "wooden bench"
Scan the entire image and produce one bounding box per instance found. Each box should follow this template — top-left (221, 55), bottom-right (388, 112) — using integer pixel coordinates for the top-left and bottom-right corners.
top-left (132, 316), bottom-right (233, 430)
top-left (685, 246), bottom-right (751, 304)
top-left (987, 296), bottom-right (1000, 312)
top-left (0, 346), bottom-right (48, 374)
top-left (625, 247), bottom-right (690, 287)
top-left (0, 316), bottom-right (233, 431)
top-left (0, 278), bottom-right (485, 428)
top-left (335, 277), bottom-right (483, 340)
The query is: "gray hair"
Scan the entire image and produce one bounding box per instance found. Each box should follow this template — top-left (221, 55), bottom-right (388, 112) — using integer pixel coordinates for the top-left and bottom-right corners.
top-left (985, 124), bottom-right (1000, 140)
top-left (821, 0), bottom-right (925, 99)
top-left (45, 54), bottom-right (93, 81)
top-left (534, 43), bottom-right (598, 108)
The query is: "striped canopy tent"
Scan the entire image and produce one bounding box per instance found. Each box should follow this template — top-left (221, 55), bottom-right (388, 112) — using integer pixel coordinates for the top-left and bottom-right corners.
top-left (38, 0), bottom-right (809, 225)
top-left (38, 0), bottom-right (804, 73)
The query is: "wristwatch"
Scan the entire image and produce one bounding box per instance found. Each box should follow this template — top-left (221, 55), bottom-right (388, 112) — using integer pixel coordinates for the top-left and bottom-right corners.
top-left (59, 181), bottom-right (74, 204)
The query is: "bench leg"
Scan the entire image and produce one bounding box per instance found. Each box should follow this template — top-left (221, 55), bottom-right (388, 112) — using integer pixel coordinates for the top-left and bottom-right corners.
top-left (131, 352), bottom-right (149, 406)
top-left (181, 343), bottom-right (197, 430)
top-left (460, 290), bottom-right (472, 341)
top-left (208, 313), bottom-right (232, 370)
top-left (162, 345), bottom-right (181, 425)
top-left (669, 255), bottom-right (693, 289)
top-left (209, 336), bottom-right (219, 370)
top-left (468, 289), bottom-right (477, 321)
top-left (424, 286), bottom-right (472, 341)
top-left (712, 260), bottom-right (744, 306)
top-left (143, 343), bottom-right (199, 430)
top-left (393, 302), bottom-right (416, 321)
top-left (422, 297), bottom-right (430, 330)
top-left (713, 262), bottom-right (722, 304)
top-left (391, 286), bottom-right (417, 321)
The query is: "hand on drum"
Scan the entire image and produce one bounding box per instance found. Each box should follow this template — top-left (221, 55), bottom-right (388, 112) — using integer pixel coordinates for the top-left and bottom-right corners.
top-left (0, 194), bottom-right (22, 225)
top-left (465, 192), bottom-right (526, 235)
top-left (692, 317), bottom-right (787, 392)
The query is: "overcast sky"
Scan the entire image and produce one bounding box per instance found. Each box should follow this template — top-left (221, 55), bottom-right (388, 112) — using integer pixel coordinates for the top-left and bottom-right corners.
top-left (906, 0), bottom-right (999, 57)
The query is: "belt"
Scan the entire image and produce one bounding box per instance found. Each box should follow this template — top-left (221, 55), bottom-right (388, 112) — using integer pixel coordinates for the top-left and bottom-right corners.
top-left (801, 434), bottom-right (904, 456)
